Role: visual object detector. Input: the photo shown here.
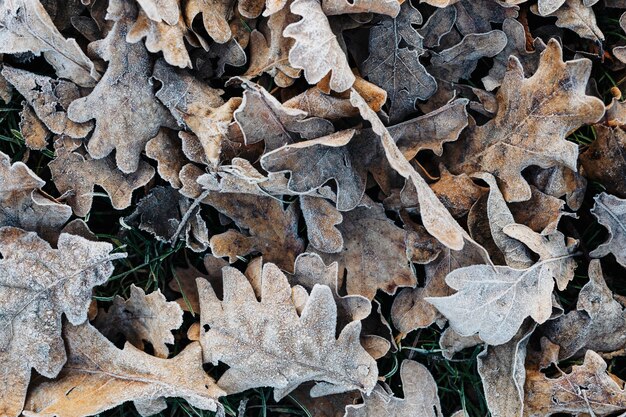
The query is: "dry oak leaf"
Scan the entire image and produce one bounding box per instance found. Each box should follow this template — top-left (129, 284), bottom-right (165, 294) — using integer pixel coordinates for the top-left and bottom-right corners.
top-left (67, 16), bottom-right (174, 174)
top-left (0, 150), bottom-right (72, 242)
top-left (532, 0), bottom-right (604, 42)
top-left (427, 224), bottom-right (577, 345)
top-left (145, 128), bottom-right (186, 189)
top-left (124, 186), bottom-right (210, 252)
top-left (19, 103), bottom-right (50, 150)
top-left (391, 239), bottom-right (485, 335)
top-left (444, 39), bottom-right (605, 203)
top-left (232, 78), bottom-right (333, 152)
top-left (312, 202), bottom-right (415, 300)
top-left (23, 322), bottom-right (224, 417)
top-left (201, 191), bottom-right (304, 272)
top-left (49, 140), bottom-right (155, 217)
top-left (614, 12), bottom-right (626, 64)
top-left (350, 89), bottom-right (466, 251)
top-left (477, 320), bottom-right (535, 417)
top-left (344, 360), bottom-right (442, 417)
top-left (321, 0), bottom-right (400, 16)
top-left (536, 0), bottom-right (599, 15)
top-left (590, 192), bottom-right (626, 268)
top-left (0, 0), bottom-right (99, 86)
top-left (283, 0), bottom-right (355, 92)
top-left (0, 227), bottom-right (125, 417)
top-left (439, 327), bottom-right (483, 360)
top-left (1, 66), bottom-right (93, 138)
top-left (580, 125), bottom-right (626, 199)
top-left (524, 350), bottom-right (626, 417)
top-left (93, 284), bottom-right (183, 359)
top-left (170, 255), bottom-right (227, 315)
top-left (542, 260), bottom-right (626, 360)
top-left (300, 195), bottom-right (343, 253)
top-left (289, 382), bottom-right (361, 417)
top-left (482, 18), bottom-right (545, 92)
top-left (452, 0), bottom-right (518, 36)
top-left (362, 1), bottom-right (436, 123)
top-left (184, 0), bottom-right (232, 43)
top-left (136, 0), bottom-right (180, 25)
top-left (245, 3), bottom-right (300, 88)
top-left (197, 262), bottom-right (378, 400)
top-left (127, 9), bottom-right (193, 69)
top-left (154, 60), bottom-right (242, 167)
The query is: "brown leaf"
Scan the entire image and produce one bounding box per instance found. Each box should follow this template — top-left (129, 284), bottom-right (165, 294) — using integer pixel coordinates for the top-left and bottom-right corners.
top-left (590, 192), bottom-right (626, 268)
top-left (197, 262), bottom-right (378, 399)
top-left (300, 195), bottom-right (343, 253)
top-left (184, 0), bottom-right (232, 43)
top-left (136, 0), bottom-right (180, 25)
top-left (23, 322), bottom-right (224, 417)
top-left (94, 285), bottom-right (183, 358)
top-left (581, 125), bottom-right (626, 198)
top-left (283, 0), bottom-right (355, 92)
top-left (67, 15), bottom-right (174, 173)
top-left (232, 78), bottom-right (333, 152)
top-left (2, 66), bottom-right (93, 138)
top-left (0, 150), bottom-right (72, 242)
top-left (49, 139), bottom-right (155, 217)
top-left (345, 360), bottom-right (442, 417)
top-left (532, 0), bottom-right (604, 42)
top-left (289, 383), bottom-right (360, 417)
top-left (0, 227), bottom-right (125, 417)
top-left (19, 103), bottom-right (50, 150)
top-left (524, 350), bottom-right (626, 417)
top-left (444, 40), bottom-right (604, 202)
top-left (321, 0), bottom-right (400, 16)
top-left (145, 128), bottom-right (186, 189)
top-left (542, 260), bottom-right (626, 360)
top-left (312, 202), bottom-right (415, 300)
top-left (127, 9), bottom-right (192, 68)
top-left (170, 255), bottom-right (227, 315)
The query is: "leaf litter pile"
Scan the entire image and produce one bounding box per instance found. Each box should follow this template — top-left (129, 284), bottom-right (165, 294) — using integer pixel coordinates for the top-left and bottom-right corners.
top-left (4, 0), bottom-right (626, 416)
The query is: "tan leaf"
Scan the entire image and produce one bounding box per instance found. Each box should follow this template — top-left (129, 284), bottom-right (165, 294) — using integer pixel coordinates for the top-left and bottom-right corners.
top-left (23, 322), bottom-right (224, 417)
top-left (300, 195), bottom-right (343, 253)
top-left (312, 202), bottom-right (415, 300)
top-left (524, 350), bottom-right (626, 417)
top-left (2, 66), bottom-right (93, 138)
top-left (345, 360), bottom-right (442, 417)
top-left (49, 139), bottom-right (155, 217)
top-left (0, 0), bottom-right (98, 86)
top-left (615, 12), bottom-right (626, 63)
top-left (391, 240), bottom-right (485, 335)
top-left (136, 0), bottom-right (180, 25)
top-left (197, 262), bottom-right (378, 399)
top-left (245, 3), bottom-right (300, 87)
top-left (0, 150), bottom-right (71, 242)
top-left (67, 16), bottom-right (174, 173)
top-left (283, 0), bottom-right (355, 92)
top-left (19, 103), bottom-right (50, 150)
top-left (289, 383), bottom-right (361, 417)
top-left (321, 0), bottom-right (400, 16)
top-left (127, 9), bottom-right (192, 68)
top-left (444, 40), bottom-right (604, 202)
top-left (170, 255), bottom-right (227, 315)
top-left (94, 285), bottom-right (183, 358)
top-left (440, 327), bottom-right (483, 360)
top-left (0, 227), bottom-right (125, 417)
top-left (145, 128), bottom-right (186, 189)
top-left (184, 0), bottom-right (232, 43)
top-left (590, 192), bottom-right (626, 268)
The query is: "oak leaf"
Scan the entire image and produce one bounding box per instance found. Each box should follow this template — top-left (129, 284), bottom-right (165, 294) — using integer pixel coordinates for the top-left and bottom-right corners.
top-left (67, 15), bottom-right (174, 173)
top-left (444, 40), bottom-right (604, 202)
top-left (344, 360), bottom-right (442, 417)
top-left (184, 0), bottom-right (232, 43)
top-left (0, 227), bottom-right (125, 417)
top-left (23, 322), bottom-right (224, 417)
top-left (197, 262), bottom-right (378, 400)
top-left (94, 285), bottom-right (184, 358)
top-left (590, 192), bottom-right (626, 267)
top-left (136, 0), bottom-right (180, 25)
top-left (580, 126), bottom-right (626, 198)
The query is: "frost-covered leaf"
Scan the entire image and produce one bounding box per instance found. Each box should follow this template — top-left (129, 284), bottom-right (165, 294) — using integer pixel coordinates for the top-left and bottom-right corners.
top-left (67, 14), bottom-right (174, 173)
top-left (444, 40), bottom-right (604, 202)
top-left (0, 227), bottom-right (125, 417)
top-left (345, 360), bottom-right (442, 417)
top-left (532, 0), bottom-right (604, 42)
top-left (581, 126), bottom-right (626, 199)
top-left (197, 262), bottom-right (378, 400)
top-left (590, 192), bottom-right (626, 267)
top-left (23, 322), bottom-right (224, 417)
top-left (183, 0), bottom-right (232, 43)
top-left (94, 285), bottom-right (183, 358)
